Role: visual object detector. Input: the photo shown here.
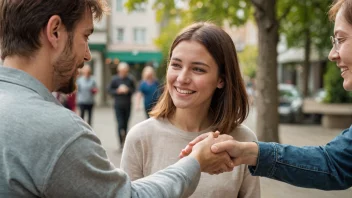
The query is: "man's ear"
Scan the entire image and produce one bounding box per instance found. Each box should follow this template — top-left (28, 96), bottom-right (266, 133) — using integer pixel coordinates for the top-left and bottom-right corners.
top-left (217, 78), bottom-right (225, 89)
top-left (45, 15), bottom-right (64, 49)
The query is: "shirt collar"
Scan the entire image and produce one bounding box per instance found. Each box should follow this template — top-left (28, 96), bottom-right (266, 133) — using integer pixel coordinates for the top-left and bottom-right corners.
top-left (0, 66), bottom-right (60, 104)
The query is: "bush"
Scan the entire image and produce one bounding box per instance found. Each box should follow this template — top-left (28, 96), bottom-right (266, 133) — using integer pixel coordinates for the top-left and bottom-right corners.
top-left (323, 61), bottom-right (352, 103)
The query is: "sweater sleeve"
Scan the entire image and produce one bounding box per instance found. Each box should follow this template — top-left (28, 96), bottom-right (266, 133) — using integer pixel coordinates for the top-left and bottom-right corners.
top-left (43, 131), bottom-right (201, 198)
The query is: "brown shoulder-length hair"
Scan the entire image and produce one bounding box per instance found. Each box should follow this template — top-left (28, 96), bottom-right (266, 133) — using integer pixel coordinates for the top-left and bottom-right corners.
top-left (150, 22), bottom-right (249, 134)
top-left (329, 0), bottom-right (352, 24)
top-left (0, 0), bottom-right (109, 60)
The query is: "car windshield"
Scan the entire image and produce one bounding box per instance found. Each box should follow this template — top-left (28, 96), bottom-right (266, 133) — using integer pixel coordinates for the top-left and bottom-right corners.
top-left (280, 89), bottom-right (299, 98)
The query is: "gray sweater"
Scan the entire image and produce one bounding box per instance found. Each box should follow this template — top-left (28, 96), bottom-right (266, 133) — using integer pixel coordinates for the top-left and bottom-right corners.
top-left (0, 66), bottom-right (200, 198)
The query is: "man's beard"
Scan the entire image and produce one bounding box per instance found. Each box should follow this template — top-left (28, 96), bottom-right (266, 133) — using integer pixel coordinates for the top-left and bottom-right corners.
top-left (54, 34), bottom-right (82, 94)
top-left (57, 76), bottom-right (77, 94)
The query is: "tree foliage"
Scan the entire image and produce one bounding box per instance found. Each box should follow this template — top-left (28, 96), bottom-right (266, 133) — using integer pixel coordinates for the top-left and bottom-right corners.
top-left (279, 0), bottom-right (333, 97)
top-left (238, 45), bottom-right (258, 79)
top-left (324, 62), bottom-right (352, 103)
top-left (280, 0), bottom-right (332, 54)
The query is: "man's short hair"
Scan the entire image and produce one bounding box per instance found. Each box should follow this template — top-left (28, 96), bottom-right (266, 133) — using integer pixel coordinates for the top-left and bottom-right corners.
top-left (117, 62), bottom-right (130, 71)
top-left (0, 0), bottom-right (108, 60)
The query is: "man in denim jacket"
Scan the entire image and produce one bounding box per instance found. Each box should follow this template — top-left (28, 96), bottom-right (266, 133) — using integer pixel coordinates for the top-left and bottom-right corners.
top-left (181, 0), bottom-right (352, 191)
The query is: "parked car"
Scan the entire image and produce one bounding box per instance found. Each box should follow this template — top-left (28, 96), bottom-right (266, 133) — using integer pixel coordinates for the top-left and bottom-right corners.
top-left (313, 88), bottom-right (326, 103)
top-left (278, 84), bottom-right (303, 123)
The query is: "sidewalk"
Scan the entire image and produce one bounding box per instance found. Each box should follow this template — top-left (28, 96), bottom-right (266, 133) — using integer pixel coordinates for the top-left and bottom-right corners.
top-left (91, 106), bottom-right (352, 198)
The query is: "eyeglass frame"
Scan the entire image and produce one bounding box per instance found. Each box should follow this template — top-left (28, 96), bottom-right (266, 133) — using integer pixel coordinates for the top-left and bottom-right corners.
top-left (330, 35), bottom-right (352, 53)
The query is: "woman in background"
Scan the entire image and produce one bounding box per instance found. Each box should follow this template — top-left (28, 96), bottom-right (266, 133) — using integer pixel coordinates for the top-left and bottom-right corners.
top-left (136, 66), bottom-right (161, 118)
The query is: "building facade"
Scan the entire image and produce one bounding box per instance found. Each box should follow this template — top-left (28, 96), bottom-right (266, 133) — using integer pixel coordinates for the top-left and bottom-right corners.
top-left (89, 0), bottom-right (162, 105)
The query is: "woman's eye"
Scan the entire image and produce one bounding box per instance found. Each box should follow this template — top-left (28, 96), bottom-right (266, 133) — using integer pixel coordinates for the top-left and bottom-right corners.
top-left (193, 67), bottom-right (205, 72)
top-left (337, 37), bottom-right (346, 43)
top-left (171, 63), bottom-right (181, 68)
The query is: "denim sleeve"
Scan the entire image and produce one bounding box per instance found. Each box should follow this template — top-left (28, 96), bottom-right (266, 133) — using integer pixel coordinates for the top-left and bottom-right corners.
top-left (248, 128), bottom-right (352, 190)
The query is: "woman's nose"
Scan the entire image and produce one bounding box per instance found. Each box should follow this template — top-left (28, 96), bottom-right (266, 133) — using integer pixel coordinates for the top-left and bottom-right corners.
top-left (328, 47), bottom-right (339, 62)
top-left (177, 70), bottom-right (191, 84)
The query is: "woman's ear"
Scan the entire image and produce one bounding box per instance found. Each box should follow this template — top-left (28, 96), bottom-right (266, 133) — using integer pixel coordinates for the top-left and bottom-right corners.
top-left (217, 78), bottom-right (225, 89)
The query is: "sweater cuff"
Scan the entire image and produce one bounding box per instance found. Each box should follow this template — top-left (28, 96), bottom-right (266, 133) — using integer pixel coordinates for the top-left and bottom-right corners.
top-left (176, 156), bottom-right (201, 195)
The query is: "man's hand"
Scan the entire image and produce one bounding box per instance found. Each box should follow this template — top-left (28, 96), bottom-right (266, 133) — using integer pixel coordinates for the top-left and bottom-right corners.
top-left (180, 133), bottom-right (259, 167)
top-left (188, 132), bottom-right (235, 174)
top-left (179, 132), bottom-right (213, 158)
top-left (116, 84), bottom-right (129, 94)
top-left (211, 140), bottom-right (259, 166)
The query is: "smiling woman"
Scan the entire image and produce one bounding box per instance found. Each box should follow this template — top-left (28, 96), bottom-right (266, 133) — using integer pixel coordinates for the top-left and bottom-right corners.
top-left (121, 22), bottom-right (260, 198)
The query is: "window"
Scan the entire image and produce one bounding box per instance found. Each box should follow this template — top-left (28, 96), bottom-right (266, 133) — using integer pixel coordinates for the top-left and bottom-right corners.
top-left (116, 0), bottom-right (123, 11)
top-left (117, 28), bottom-right (124, 42)
top-left (133, 28), bottom-right (146, 44)
top-left (134, 2), bottom-right (147, 12)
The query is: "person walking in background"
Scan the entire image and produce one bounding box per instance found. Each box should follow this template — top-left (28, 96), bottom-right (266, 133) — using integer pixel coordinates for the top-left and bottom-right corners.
top-left (108, 62), bottom-right (135, 149)
top-left (136, 65), bottom-right (161, 118)
top-left (76, 65), bottom-right (97, 125)
top-left (66, 92), bottom-right (77, 112)
top-left (121, 22), bottom-right (260, 198)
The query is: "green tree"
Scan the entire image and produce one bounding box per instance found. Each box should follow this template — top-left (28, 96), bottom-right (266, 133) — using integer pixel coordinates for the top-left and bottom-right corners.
top-left (238, 45), bottom-right (258, 79)
top-left (153, 12), bottom-right (193, 81)
top-left (125, 0), bottom-right (291, 142)
top-left (280, 0), bottom-right (333, 97)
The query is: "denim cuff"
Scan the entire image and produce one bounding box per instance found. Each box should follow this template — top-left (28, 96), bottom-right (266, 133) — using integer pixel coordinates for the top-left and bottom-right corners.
top-left (248, 142), bottom-right (277, 177)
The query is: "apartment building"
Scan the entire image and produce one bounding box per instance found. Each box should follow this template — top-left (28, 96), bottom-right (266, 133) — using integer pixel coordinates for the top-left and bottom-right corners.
top-left (88, 0), bottom-right (162, 105)
top-left (107, 0), bottom-right (161, 75)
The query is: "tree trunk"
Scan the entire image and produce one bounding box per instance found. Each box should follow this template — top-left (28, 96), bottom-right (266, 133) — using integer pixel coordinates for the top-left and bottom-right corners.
top-left (302, 2), bottom-right (311, 97)
top-left (252, 0), bottom-right (279, 142)
top-left (302, 29), bottom-right (311, 97)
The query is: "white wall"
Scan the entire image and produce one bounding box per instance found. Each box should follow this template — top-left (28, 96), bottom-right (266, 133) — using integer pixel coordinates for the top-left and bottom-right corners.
top-left (109, 0), bottom-right (160, 51)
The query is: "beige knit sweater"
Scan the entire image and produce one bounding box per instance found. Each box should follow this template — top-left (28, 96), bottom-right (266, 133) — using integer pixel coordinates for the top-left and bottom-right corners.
top-left (121, 118), bottom-right (261, 198)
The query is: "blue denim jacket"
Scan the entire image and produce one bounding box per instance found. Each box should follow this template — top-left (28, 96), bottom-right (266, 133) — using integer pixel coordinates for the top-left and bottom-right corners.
top-left (249, 126), bottom-right (352, 190)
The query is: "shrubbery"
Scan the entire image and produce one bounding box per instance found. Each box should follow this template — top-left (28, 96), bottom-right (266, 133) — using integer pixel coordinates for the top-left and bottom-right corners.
top-left (323, 61), bottom-right (352, 103)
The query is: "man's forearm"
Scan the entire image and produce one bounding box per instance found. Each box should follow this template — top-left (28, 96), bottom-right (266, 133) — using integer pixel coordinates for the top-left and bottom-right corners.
top-left (131, 156), bottom-right (200, 197)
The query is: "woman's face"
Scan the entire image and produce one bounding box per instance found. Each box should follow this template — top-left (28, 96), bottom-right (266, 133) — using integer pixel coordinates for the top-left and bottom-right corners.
top-left (328, 8), bottom-right (352, 91)
top-left (167, 40), bottom-right (224, 110)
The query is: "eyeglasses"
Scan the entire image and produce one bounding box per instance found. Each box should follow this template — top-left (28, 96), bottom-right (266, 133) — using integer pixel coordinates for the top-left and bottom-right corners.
top-left (330, 35), bottom-right (352, 53)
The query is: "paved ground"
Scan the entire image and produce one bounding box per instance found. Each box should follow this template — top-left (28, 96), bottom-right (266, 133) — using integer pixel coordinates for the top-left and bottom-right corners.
top-left (91, 104), bottom-right (352, 198)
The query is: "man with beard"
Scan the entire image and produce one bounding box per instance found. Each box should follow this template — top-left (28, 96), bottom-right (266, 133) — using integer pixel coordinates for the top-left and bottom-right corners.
top-left (0, 0), bottom-right (236, 197)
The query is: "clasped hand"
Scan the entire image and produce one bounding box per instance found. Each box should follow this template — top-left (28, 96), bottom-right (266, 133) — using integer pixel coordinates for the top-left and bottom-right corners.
top-left (186, 131), bottom-right (235, 175)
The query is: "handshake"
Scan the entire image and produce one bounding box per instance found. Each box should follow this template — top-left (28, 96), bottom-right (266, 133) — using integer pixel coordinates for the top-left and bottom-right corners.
top-left (179, 131), bottom-right (259, 174)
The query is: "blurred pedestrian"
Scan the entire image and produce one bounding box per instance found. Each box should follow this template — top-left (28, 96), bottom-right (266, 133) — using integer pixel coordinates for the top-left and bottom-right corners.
top-left (76, 64), bottom-right (97, 125)
top-left (180, 0), bottom-right (352, 190)
top-left (66, 93), bottom-right (77, 112)
top-left (0, 1), bottom-right (236, 197)
top-left (108, 62), bottom-right (135, 149)
top-left (121, 22), bottom-right (259, 198)
top-left (136, 65), bottom-right (161, 118)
